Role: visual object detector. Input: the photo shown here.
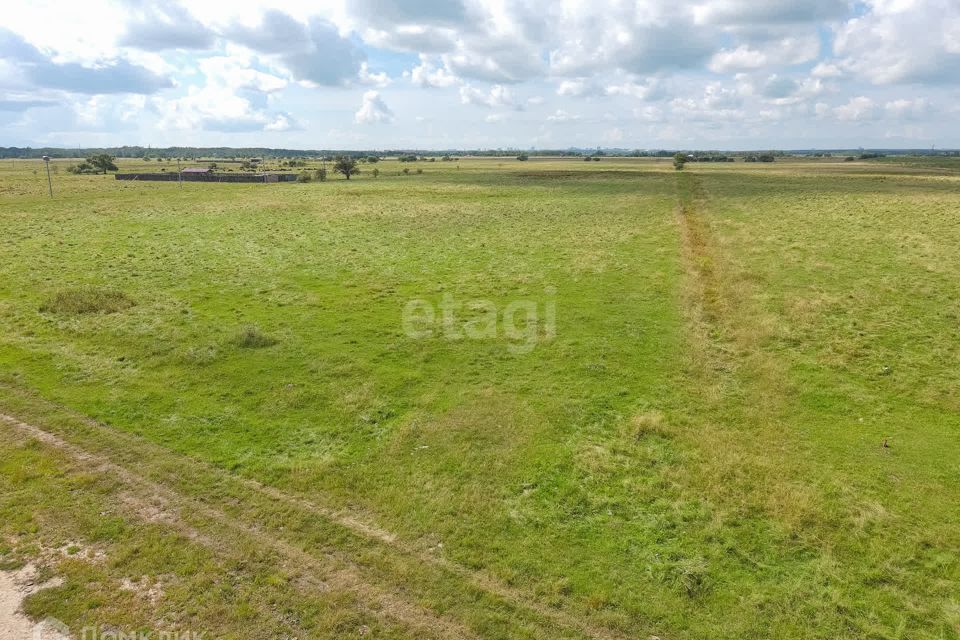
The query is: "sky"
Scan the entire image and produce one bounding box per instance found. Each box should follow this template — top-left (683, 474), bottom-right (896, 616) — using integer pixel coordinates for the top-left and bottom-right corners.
top-left (1, 0), bottom-right (958, 150)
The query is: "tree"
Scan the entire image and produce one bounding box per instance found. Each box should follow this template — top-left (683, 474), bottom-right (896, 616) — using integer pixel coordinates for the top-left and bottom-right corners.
top-left (333, 155), bottom-right (360, 180)
top-left (367, 155), bottom-right (380, 163)
top-left (372, 168), bottom-right (380, 178)
top-left (87, 154), bottom-right (118, 174)
top-left (673, 152), bottom-right (687, 171)
top-left (516, 153), bottom-right (529, 161)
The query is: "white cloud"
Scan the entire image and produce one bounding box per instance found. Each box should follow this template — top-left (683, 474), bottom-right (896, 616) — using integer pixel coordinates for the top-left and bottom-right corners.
top-left (226, 11), bottom-right (365, 86)
top-left (265, 113), bottom-right (296, 131)
top-left (885, 98), bottom-right (931, 120)
top-left (694, 0), bottom-right (851, 25)
top-left (198, 56), bottom-right (287, 93)
top-left (604, 78), bottom-right (665, 101)
top-left (811, 62), bottom-right (843, 78)
top-left (833, 96), bottom-right (877, 121)
top-left (557, 79), bottom-right (601, 97)
top-left (546, 109), bottom-right (580, 122)
top-left (409, 56), bottom-right (460, 87)
top-left (833, 0), bottom-right (960, 84)
top-left (154, 84), bottom-right (296, 132)
top-left (709, 35), bottom-right (820, 72)
top-left (120, 3), bottom-right (216, 51)
top-left (354, 90), bottom-right (394, 124)
top-left (358, 62), bottom-right (391, 88)
top-left (459, 84), bottom-right (520, 109)
top-left (548, 6), bottom-right (718, 77)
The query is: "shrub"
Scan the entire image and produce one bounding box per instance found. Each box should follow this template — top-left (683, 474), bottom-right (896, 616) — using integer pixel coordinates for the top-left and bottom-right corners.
top-left (297, 171), bottom-right (313, 183)
top-left (232, 325), bottom-right (277, 349)
top-left (315, 168), bottom-right (327, 181)
top-left (40, 287), bottom-right (134, 314)
top-left (516, 153), bottom-right (529, 161)
top-left (68, 162), bottom-right (97, 174)
top-left (372, 168), bottom-right (380, 178)
top-left (402, 168), bottom-right (410, 175)
top-left (416, 168), bottom-right (423, 174)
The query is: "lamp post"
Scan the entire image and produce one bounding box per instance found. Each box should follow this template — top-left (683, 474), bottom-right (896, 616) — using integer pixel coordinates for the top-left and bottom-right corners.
top-left (42, 155), bottom-right (53, 197)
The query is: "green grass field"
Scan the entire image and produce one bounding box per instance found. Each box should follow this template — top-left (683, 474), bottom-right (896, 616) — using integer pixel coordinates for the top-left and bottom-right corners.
top-left (1, 156), bottom-right (958, 639)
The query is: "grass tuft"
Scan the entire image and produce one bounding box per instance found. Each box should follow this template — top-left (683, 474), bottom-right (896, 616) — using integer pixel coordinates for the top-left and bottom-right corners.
top-left (673, 558), bottom-right (710, 598)
top-left (39, 287), bottom-right (134, 314)
top-left (232, 325), bottom-right (278, 349)
top-left (631, 412), bottom-right (670, 439)
top-left (180, 345), bottom-right (219, 365)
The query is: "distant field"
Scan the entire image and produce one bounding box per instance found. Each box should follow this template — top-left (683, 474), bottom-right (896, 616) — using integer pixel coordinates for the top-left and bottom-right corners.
top-left (1, 156), bottom-right (958, 639)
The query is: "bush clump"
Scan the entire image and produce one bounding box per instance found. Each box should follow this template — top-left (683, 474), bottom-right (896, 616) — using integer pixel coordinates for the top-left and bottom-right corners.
top-left (40, 287), bottom-right (134, 314)
top-left (232, 325), bottom-right (278, 349)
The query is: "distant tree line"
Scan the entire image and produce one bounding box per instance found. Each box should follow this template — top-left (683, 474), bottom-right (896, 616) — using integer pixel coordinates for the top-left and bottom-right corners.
top-left (6, 146), bottom-right (955, 162)
top-left (742, 153), bottom-right (776, 163)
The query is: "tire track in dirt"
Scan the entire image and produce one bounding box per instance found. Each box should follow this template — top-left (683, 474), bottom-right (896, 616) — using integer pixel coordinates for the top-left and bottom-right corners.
top-left (0, 388), bottom-right (638, 640)
top-left (0, 412), bottom-right (477, 640)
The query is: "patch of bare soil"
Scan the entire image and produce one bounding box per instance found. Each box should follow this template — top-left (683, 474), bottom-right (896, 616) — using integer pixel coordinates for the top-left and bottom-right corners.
top-left (0, 565), bottom-right (69, 640)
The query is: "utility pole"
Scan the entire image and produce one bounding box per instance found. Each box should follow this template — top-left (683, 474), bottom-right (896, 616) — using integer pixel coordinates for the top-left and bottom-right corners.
top-left (42, 155), bottom-right (53, 197)
top-left (177, 158), bottom-right (182, 189)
